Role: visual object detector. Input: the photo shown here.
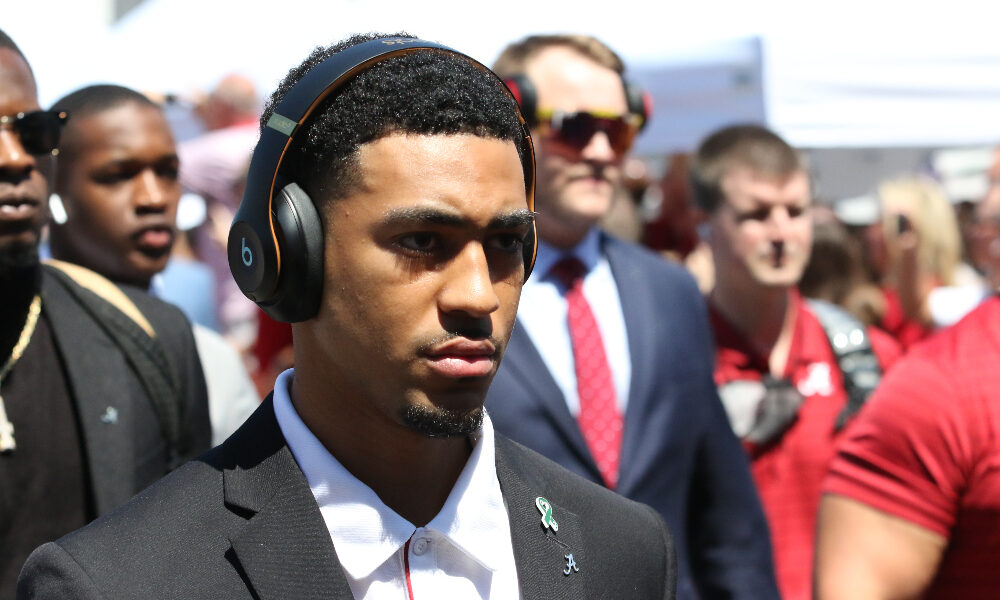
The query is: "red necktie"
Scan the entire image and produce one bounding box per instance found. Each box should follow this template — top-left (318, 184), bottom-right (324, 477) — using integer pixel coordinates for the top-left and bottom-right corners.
top-left (550, 257), bottom-right (623, 488)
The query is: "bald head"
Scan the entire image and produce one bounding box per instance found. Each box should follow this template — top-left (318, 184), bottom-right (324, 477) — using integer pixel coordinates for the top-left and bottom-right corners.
top-left (199, 73), bottom-right (258, 130)
top-left (0, 47), bottom-right (36, 100)
top-left (0, 28), bottom-right (35, 100)
top-left (0, 32), bottom-right (49, 270)
top-left (0, 29), bottom-right (30, 74)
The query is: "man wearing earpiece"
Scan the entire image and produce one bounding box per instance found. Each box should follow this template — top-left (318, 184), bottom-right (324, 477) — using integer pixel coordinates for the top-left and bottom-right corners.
top-left (484, 35), bottom-right (779, 599)
top-left (18, 32), bottom-right (677, 599)
top-left (43, 83), bottom-right (260, 447)
top-left (0, 29), bottom-right (210, 598)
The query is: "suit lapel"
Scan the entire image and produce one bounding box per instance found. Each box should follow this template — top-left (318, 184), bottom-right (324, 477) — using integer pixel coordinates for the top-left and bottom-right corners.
top-left (41, 272), bottom-right (136, 515)
top-left (224, 398), bottom-right (354, 600)
top-left (501, 322), bottom-right (599, 478)
top-left (496, 439), bottom-right (587, 600)
top-left (603, 237), bottom-right (657, 494)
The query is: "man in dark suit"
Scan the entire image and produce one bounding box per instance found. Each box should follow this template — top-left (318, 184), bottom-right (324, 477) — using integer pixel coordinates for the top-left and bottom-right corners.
top-left (0, 29), bottom-right (210, 597)
top-left (18, 33), bottom-right (676, 599)
top-left (485, 35), bottom-right (779, 599)
top-left (44, 83), bottom-right (260, 446)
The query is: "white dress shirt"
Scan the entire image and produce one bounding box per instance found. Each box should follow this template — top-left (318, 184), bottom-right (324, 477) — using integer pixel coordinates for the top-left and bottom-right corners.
top-left (272, 369), bottom-right (521, 600)
top-left (517, 229), bottom-right (632, 414)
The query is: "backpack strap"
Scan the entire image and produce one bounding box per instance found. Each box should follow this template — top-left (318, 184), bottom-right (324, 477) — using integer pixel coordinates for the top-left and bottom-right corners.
top-left (45, 260), bottom-right (155, 337)
top-left (807, 299), bottom-right (883, 429)
top-left (44, 260), bottom-right (184, 469)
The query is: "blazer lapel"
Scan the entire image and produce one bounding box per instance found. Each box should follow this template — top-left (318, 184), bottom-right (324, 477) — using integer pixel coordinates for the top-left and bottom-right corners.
top-left (224, 398), bottom-right (354, 600)
top-left (603, 237), bottom-right (657, 494)
top-left (41, 272), bottom-right (136, 515)
top-left (501, 322), bottom-right (598, 477)
top-left (496, 438), bottom-right (587, 600)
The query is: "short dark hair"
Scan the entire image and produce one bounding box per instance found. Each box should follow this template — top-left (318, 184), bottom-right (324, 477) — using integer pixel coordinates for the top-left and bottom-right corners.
top-left (691, 124), bottom-right (805, 213)
top-left (50, 85), bottom-right (162, 168)
top-left (261, 32), bottom-right (527, 207)
top-left (51, 84), bottom-right (158, 123)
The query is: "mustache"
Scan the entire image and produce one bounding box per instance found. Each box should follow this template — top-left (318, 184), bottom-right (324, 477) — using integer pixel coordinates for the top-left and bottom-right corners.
top-left (771, 241), bottom-right (785, 265)
top-left (415, 327), bottom-right (500, 355)
top-left (568, 163), bottom-right (610, 181)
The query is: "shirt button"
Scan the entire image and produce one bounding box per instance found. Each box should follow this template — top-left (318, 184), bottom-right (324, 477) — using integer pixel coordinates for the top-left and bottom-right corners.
top-left (412, 537), bottom-right (430, 556)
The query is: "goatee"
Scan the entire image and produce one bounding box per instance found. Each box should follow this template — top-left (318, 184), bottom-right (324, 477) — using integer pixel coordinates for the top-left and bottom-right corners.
top-left (401, 404), bottom-right (484, 439)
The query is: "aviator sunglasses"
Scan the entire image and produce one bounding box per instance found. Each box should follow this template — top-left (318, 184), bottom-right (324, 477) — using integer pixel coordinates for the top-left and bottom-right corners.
top-left (0, 110), bottom-right (69, 155)
top-left (535, 109), bottom-right (641, 156)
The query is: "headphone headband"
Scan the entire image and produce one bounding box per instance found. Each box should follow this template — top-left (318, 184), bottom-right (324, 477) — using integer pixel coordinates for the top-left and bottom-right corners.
top-left (229, 37), bottom-right (537, 322)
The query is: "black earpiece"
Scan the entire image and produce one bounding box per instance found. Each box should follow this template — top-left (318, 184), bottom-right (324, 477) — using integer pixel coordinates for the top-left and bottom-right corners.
top-left (228, 37), bottom-right (537, 323)
top-left (624, 81), bottom-right (652, 132)
top-left (503, 74), bottom-right (539, 127)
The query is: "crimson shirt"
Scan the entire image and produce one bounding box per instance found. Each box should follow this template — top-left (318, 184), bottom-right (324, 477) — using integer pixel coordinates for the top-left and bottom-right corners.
top-left (879, 286), bottom-right (933, 351)
top-left (825, 295), bottom-right (1000, 599)
top-left (710, 291), bottom-right (901, 600)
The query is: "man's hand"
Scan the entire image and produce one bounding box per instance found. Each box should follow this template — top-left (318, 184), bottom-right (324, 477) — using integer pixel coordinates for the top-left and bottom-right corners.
top-left (814, 494), bottom-right (947, 600)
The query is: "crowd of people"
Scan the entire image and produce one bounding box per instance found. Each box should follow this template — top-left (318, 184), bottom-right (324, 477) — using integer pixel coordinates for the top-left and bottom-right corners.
top-left (2, 23), bottom-right (999, 600)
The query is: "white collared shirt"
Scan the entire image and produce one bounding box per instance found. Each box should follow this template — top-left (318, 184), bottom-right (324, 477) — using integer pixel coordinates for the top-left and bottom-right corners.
top-left (517, 229), bottom-right (632, 414)
top-left (272, 369), bottom-right (521, 600)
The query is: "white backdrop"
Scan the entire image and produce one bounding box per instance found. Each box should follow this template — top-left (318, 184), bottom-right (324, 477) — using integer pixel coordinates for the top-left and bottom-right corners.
top-left (7, 0), bottom-right (1000, 153)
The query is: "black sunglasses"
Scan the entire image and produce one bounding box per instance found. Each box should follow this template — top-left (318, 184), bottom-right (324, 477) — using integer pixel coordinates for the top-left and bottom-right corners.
top-left (536, 109), bottom-right (640, 156)
top-left (0, 110), bottom-right (69, 155)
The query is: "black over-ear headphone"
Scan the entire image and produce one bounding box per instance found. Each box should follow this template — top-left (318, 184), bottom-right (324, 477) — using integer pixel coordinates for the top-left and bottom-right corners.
top-left (503, 73), bottom-right (652, 131)
top-left (228, 37), bottom-right (537, 323)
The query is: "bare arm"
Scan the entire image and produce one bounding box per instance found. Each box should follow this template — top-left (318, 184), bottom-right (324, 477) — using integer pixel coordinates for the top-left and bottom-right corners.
top-left (893, 226), bottom-right (933, 326)
top-left (814, 494), bottom-right (948, 600)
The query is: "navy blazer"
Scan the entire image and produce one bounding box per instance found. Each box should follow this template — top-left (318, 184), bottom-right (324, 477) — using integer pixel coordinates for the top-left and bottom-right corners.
top-left (486, 234), bottom-right (779, 600)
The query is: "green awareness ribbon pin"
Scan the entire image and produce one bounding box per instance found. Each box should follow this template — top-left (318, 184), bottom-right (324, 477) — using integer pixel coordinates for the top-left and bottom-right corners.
top-left (535, 496), bottom-right (559, 532)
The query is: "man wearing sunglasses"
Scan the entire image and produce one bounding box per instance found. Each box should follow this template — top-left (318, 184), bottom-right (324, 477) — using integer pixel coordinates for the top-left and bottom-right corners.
top-left (485, 34), bottom-right (779, 600)
top-left (0, 30), bottom-right (209, 596)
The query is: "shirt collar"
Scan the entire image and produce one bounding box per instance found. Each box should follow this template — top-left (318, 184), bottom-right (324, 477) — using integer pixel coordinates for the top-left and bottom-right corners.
top-left (530, 227), bottom-right (603, 283)
top-left (271, 369), bottom-right (510, 579)
top-left (710, 288), bottom-right (807, 377)
top-left (425, 406), bottom-right (509, 573)
top-left (708, 301), bottom-right (768, 373)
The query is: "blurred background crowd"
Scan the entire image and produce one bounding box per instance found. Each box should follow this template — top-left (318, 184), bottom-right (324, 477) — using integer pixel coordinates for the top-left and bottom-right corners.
top-left (9, 0), bottom-right (1000, 396)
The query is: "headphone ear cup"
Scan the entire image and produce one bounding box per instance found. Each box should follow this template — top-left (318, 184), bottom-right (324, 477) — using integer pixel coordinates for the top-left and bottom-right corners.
top-left (502, 74), bottom-right (537, 280)
top-left (624, 80), bottom-right (651, 132)
top-left (522, 222), bottom-right (537, 281)
top-left (258, 181), bottom-right (324, 323)
top-left (503, 74), bottom-right (537, 128)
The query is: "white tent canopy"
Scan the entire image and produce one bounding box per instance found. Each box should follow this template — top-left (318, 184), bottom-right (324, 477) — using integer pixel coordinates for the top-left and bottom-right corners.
top-left (762, 34), bottom-right (1000, 149)
top-left (10, 0), bottom-right (1000, 153)
top-left (633, 33), bottom-right (1000, 152)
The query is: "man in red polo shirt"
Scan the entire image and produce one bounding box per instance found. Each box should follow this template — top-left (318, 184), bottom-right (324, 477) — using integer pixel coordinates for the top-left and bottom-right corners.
top-left (815, 209), bottom-right (1000, 598)
top-left (692, 125), bottom-right (901, 600)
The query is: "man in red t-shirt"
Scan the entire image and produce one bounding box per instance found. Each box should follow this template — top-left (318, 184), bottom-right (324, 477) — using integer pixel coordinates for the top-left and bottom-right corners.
top-left (817, 295), bottom-right (1000, 599)
top-left (692, 125), bottom-right (901, 600)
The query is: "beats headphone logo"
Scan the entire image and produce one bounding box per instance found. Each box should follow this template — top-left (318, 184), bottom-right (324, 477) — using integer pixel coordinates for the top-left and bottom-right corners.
top-left (241, 238), bottom-right (253, 267)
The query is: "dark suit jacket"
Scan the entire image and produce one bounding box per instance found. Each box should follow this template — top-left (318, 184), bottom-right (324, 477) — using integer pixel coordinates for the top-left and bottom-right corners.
top-left (486, 234), bottom-right (779, 599)
top-left (19, 398), bottom-right (676, 599)
top-left (40, 265), bottom-right (211, 515)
